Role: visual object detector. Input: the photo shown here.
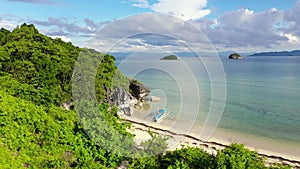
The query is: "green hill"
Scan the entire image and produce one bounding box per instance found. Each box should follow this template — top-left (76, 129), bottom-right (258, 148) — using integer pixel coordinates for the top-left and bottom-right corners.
top-left (0, 24), bottom-right (134, 168)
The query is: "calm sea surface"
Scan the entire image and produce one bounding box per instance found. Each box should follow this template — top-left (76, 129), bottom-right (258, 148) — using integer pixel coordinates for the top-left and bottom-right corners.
top-left (116, 56), bottom-right (300, 144)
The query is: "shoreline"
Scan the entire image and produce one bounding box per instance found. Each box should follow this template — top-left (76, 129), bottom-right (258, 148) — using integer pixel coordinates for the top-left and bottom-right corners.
top-left (124, 116), bottom-right (300, 168)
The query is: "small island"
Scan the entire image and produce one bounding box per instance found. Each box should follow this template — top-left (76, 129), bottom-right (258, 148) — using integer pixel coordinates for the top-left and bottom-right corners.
top-left (229, 53), bottom-right (243, 59)
top-left (160, 54), bottom-right (178, 60)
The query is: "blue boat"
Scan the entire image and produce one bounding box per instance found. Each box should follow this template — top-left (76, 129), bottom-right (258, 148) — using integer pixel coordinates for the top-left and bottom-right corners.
top-left (155, 109), bottom-right (167, 122)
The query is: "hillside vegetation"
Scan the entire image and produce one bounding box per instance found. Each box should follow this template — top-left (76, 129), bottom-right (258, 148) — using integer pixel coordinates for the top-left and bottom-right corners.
top-left (0, 24), bottom-right (290, 168)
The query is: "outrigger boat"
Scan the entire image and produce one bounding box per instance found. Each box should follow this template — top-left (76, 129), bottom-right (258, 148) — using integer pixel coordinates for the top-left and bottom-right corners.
top-left (155, 109), bottom-right (168, 122)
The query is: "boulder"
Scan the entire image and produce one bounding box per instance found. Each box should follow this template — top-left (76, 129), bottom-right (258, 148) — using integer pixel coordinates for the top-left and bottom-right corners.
top-left (60, 101), bottom-right (73, 110)
top-left (150, 96), bottom-right (162, 102)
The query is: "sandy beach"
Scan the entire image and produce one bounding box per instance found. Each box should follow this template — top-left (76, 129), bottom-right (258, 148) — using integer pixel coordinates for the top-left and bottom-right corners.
top-left (124, 114), bottom-right (300, 168)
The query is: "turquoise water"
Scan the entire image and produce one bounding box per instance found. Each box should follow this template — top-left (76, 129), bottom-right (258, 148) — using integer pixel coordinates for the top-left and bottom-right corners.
top-left (221, 56), bottom-right (300, 143)
top-left (116, 56), bottom-right (300, 144)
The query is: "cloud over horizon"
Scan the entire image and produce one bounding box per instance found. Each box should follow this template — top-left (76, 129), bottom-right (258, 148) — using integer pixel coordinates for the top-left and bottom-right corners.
top-left (1, 0), bottom-right (300, 52)
top-left (205, 8), bottom-right (288, 48)
top-left (30, 17), bottom-right (103, 35)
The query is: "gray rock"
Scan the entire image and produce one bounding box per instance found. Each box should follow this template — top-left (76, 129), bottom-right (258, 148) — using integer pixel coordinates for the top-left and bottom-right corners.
top-left (112, 88), bottom-right (137, 116)
top-left (150, 96), bottom-right (162, 102)
top-left (115, 161), bottom-right (128, 169)
top-left (60, 101), bottom-right (73, 110)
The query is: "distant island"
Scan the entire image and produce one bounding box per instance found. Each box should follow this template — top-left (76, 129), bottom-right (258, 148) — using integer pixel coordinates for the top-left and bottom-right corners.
top-left (160, 55), bottom-right (178, 60)
top-left (228, 53), bottom-right (243, 59)
top-left (250, 50), bottom-right (300, 56)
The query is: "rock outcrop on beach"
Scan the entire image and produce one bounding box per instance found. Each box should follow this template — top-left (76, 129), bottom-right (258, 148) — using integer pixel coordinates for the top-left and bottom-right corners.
top-left (129, 80), bottom-right (150, 99)
top-left (111, 80), bottom-right (151, 117)
top-left (112, 88), bottom-right (138, 116)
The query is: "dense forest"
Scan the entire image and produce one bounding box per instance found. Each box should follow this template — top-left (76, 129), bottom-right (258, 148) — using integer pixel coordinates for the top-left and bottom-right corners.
top-left (0, 24), bottom-right (290, 168)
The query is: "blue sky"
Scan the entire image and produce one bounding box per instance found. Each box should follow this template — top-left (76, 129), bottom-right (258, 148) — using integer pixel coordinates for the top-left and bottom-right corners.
top-left (0, 0), bottom-right (300, 53)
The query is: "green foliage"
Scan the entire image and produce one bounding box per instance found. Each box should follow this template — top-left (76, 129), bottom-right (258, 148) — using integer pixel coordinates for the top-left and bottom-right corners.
top-left (215, 144), bottom-right (267, 169)
top-left (75, 100), bottom-right (135, 157)
top-left (128, 156), bottom-right (160, 169)
top-left (0, 24), bottom-right (135, 168)
top-left (162, 147), bottom-right (215, 169)
top-left (139, 130), bottom-right (168, 156)
top-left (129, 147), bottom-right (214, 169)
top-left (95, 53), bottom-right (117, 102)
top-left (268, 163), bottom-right (291, 169)
top-left (112, 69), bottom-right (130, 91)
top-left (0, 90), bottom-right (132, 168)
top-left (0, 28), bottom-right (10, 45)
top-left (129, 144), bottom-right (291, 169)
top-left (0, 24), bottom-right (122, 105)
top-left (0, 144), bottom-right (23, 169)
top-left (0, 23), bottom-right (80, 105)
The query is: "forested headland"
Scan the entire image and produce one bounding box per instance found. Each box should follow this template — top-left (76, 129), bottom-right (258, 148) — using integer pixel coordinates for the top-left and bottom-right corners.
top-left (0, 24), bottom-right (290, 168)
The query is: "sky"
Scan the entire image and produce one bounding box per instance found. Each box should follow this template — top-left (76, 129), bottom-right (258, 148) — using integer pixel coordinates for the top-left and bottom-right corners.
top-left (0, 0), bottom-right (300, 53)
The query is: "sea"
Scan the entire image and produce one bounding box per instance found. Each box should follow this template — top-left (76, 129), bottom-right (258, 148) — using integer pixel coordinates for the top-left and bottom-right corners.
top-left (115, 54), bottom-right (300, 156)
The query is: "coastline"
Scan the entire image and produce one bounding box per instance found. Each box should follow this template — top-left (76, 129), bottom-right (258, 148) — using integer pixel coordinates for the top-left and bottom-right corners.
top-left (124, 115), bottom-right (300, 168)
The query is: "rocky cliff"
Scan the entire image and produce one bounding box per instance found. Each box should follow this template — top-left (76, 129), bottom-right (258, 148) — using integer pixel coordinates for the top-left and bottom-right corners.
top-left (111, 80), bottom-right (150, 117)
top-left (112, 88), bottom-right (137, 116)
top-left (129, 80), bottom-right (150, 99)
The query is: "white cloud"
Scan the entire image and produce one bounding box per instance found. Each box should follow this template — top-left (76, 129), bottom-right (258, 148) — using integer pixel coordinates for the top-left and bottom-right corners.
top-left (244, 9), bottom-right (254, 15)
top-left (284, 33), bottom-right (299, 44)
top-left (85, 13), bottom-right (214, 53)
top-left (271, 7), bottom-right (278, 12)
top-left (283, 0), bottom-right (300, 37)
top-left (129, 0), bottom-right (211, 20)
top-left (151, 0), bottom-right (211, 20)
top-left (131, 0), bottom-right (149, 8)
top-left (0, 20), bottom-right (17, 31)
top-left (205, 8), bottom-right (287, 49)
top-left (49, 36), bottom-right (72, 43)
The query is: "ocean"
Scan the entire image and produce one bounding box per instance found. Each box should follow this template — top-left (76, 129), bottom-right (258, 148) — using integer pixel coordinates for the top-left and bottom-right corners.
top-left (115, 55), bottom-right (300, 152)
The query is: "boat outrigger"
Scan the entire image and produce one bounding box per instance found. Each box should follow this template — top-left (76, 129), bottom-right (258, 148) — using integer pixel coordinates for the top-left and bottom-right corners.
top-left (155, 109), bottom-right (168, 122)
